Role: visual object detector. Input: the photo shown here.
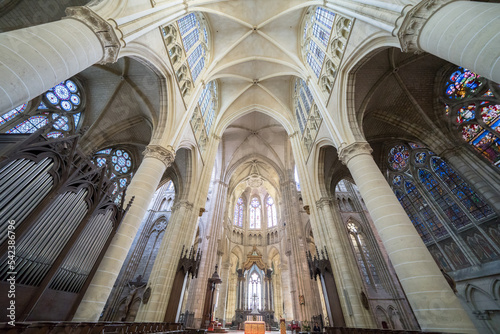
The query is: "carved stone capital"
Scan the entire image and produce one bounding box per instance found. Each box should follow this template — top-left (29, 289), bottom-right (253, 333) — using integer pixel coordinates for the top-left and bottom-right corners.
top-left (316, 197), bottom-right (333, 209)
top-left (172, 200), bottom-right (194, 212)
top-left (397, 0), bottom-right (455, 53)
top-left (143, 145), bottom-right (175, 168)
top-left (338, 142), bottom-right (372, 165)
top-left (65, 6), bottom-right (121, 64)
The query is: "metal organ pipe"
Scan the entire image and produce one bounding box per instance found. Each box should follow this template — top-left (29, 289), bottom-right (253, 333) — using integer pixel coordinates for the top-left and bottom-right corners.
top-left (51, 210), bottom-right (113, 293)
top-left (0, 189), bottom-right (88, 286)
top-left (0, 158), bottom-right (54, 244)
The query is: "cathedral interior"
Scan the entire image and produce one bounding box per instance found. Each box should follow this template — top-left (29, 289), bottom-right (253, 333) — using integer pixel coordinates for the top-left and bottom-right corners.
top-left (0, 0), bottom-right (500, 333)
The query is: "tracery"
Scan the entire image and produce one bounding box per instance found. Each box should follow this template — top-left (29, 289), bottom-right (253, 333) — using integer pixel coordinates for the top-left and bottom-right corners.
top-left (387, 142), bottom-right (499, 271)
top-left (441, 67), bottom-right (500, 167)
top-left (92, 148), bottom-right (134, 204)
top-left (1, 78), bottom-right (84, 138)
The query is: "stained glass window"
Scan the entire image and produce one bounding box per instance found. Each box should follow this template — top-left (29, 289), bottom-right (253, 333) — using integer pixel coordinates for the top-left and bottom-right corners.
top-left (92, 148), bottom-right (134, 204)
top-left (388, 145), bottom-right (410, 171)
top-left (197, 81), bottom-right (217, 135)
top-left (1, 78), bottom-right (84, 137)
top-left (441, 67), bottom-right (500, 167)
top-left (171, 13), bottom-right (208, 83)
top-left (234, 197), bottom-right (244, 227)
top-left (303, 7), bottom-right (337, 78)
top-left (248, 272), bottom-right (261, 310)
top-left (347, 221), bottom-right (380, 287)
top-left (267, 196), bottom-right (277, 227)
top-left (0, 104), bottom-right (26, 125)
top-left (295, 79), bottom-right (315, 134)
top-left (388, 142), bottom-right (499, 269)
top-left (250, 197), bottom-right (261, 229)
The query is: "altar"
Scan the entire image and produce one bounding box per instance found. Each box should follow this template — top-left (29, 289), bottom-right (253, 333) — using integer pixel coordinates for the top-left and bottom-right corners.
top-left (244, 321), bottom-right (266, 334)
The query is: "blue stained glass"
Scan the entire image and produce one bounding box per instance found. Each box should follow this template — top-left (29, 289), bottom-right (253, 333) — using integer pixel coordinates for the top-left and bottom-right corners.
top-left (309, 39), bottom-right (325, 63)
top-left (38, 102), bottom-right (48, 110)
top-left (304, 81), bottom-right (314, 105)
top-left (52, 113), bottom-right (70, 131)
top-left (191, 56), bottom-right (205, 81)
top-left (70, 94), bottom-right (80, 106)
top-left (46, 92), bottom-right (59, 105)
top-left (431, 157), bottom-right (494, 219)
top-left (405, 181), bottom-right (449, 238)
top-left (178, 13), bottom-right (197, 36)
top-left (73, 113), bottom-right (81, 128)
top-left (182, 28), bottom-right (199, 53)
top-left (445, 67), bottom-right (482, 99)
top-left (187, 44), bottom-right (203, 69)
top-left (300, 88), bottom-right (311, 112)
top-left (7, 116), bottom-right (48, 134)
top-left (96, 149), bottom-right (112, 154)
top-left (409, 142), bottom-right (423, 149)
top-left (60, 101), bottom-right (72, 111)
top-left (46, 131), bottom-right (63, 139)
top-left (306, 52), bottom-right (322, 78)
top-left (297, 99), bottom-right (307, 126)
top-left (418, 169), bottom-right (471, 229)
top-left (96, 157), bottom-right (106, 167)
top-left (0, 104), bottom-right (26, 125)
top-left (66, 80), bottom-right (78, 93)
top-left (315, 7), bottom-right (335, 30)
top-left (312, 23), bottom-right (330, 47)
top-left (393, 175), bottom-right (402, 186)
top-left (415, 152), bottom-right (426, 164)
top-left (54, 84), bottom-right (70, 100)
top-left (395, 189), bottom-right (432, 243)
top-left (119, 178), bottom-right (127, 188)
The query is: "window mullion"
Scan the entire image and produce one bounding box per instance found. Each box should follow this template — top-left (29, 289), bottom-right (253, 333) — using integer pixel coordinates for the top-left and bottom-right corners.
top-left (412, 171), bottom-right (481, 265)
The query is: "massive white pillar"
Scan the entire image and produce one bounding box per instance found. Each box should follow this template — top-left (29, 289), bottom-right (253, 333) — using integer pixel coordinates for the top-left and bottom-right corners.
top-left (338, 142), bottom-right (477, 333)
top-left (73, 145), bottom-right (175, 321)
top-left (135, 199), bottom-right (197, 321)
top-left (414, 1), bottom-right (500, 83)
top-left (0, 7), bottom-right (119, 113)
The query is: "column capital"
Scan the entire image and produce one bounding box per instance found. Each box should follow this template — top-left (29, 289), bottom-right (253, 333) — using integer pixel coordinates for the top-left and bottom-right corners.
top-left (172, 200), bottom-right (194, 212)
top-left (316, 197), bottom-right (334, 209)
top-left (397, 0), bottom-right (455, 53)
top-left (65, 6), bottom-right (121, 64)
top-left (338, 142), bottom-right (372, 165)
top-left (143, 145), bottom-right (176, 168)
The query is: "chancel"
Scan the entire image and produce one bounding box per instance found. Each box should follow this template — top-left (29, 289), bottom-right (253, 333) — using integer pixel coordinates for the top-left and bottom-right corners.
top-left (0, 1), bottom-right (499, 334)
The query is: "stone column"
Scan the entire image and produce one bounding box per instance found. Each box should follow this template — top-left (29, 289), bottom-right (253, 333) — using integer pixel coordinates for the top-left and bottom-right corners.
top-left (315, 197), bottom-right (373, 327)
top-left (135, 198), bottom-right (197, 321)
top-left (215, 262), bottom-right (231, 324)
top-left (73, 145), bottom-right (175, 321)
top-left (338, 142), bottom-right (477, 333)
top-left (399, 0), bottom-right (500, 83)
top-left (0, 6), bottom-right (120, 113)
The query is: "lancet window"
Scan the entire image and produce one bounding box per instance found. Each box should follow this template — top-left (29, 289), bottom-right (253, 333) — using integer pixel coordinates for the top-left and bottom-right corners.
top-left (234, 197), bottom-right (244, 227)
top-left (294, 78), bottom-right (323, 152)
top-left (1, 77), bottom-right (84, 137)
top-left (198, 81), bottom-right (218, 134)
top-left (248, 271), bottom-right (262, 310)
top-left (347, 221), bottom-right (380, 287)
top-left (387, 142), bottom-right (499, 271)
top-left (250, 197), bottom-right (261, 229)
top-left (267, 196), bottom-right (277, 228)
top-left (162, 13), bottom-right (210, 98)
top-left (441, 67), bottom-right (500, 167)
top-left (302, 7), bottom-right (352, 95)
